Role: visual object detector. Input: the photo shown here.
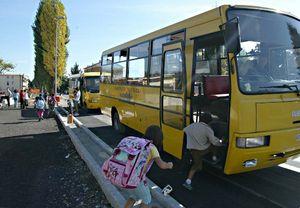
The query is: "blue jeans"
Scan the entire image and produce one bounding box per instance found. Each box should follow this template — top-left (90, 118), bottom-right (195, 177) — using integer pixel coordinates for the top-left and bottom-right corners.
top-left (127, 181), bottom-right (151, 205)
top-left (13, 98), bottom-right (18, 108)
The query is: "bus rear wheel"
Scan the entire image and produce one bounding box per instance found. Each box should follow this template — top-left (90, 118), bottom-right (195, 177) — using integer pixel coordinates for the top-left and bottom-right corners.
top-left (112, 111), bottom-right (125, 134)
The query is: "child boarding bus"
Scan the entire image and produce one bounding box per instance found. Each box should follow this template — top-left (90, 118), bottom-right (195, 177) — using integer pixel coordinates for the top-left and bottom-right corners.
top-left (99, 5), bottom-right (300, 174)
top-left (68, 64), bottom-right (101, 110)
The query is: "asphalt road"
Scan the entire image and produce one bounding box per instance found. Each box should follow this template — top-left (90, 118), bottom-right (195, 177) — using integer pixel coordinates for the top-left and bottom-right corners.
top-left (75, 108), bottom-right (300, 208)
top-left (0, 107), bottom-right (111, 208)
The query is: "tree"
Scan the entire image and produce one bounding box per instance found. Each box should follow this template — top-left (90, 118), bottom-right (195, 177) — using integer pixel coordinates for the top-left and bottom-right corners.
top-left (0, 58), bottom-right (14, 74)
top-left (70, 62), bottom-right (80, 74)
top-left (58, 75), bottom-right (69, 93)
top-left (32, 0), bottom-right (69, 92)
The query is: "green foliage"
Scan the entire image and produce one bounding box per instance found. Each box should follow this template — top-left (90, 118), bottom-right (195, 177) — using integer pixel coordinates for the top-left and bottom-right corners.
top-left (32, 0), bottom-right (69, 92)
top-left (58, 75), bottom-right (69, 93)
top-left (0, 58), bottom-right (14, 74)
top-left (70, 62), bottom-right (80, 74)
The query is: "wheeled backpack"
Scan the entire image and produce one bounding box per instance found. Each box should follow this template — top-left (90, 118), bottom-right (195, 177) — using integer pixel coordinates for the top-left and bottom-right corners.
top-left (102, 136), bottom-right (152, 189)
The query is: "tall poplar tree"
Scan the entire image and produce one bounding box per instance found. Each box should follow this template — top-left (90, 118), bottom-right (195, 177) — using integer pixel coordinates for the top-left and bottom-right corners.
top-left (32, 0), bottom-right (69, 91)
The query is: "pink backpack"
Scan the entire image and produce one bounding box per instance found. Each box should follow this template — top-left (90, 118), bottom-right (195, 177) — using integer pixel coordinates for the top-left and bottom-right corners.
top-left (102, 136), bottom-right (152, 189)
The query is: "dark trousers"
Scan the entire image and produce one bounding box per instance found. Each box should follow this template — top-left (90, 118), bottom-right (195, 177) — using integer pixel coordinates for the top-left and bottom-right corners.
top-left (4, 96), bottom-right (10, 106)
top-left (20, 100), bottom-right (25, 109)
top-left (190, 145), bottom-right (216, 172)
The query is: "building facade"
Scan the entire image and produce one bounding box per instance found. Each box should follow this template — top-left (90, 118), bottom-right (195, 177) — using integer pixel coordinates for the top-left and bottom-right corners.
top-left (0, 74), bottom-right (29, 93)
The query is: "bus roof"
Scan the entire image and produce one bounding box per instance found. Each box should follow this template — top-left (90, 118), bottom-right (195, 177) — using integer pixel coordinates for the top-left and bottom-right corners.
top-left (83, 62), bottom-right (101, 73)
top-left (68, 72), bottom-right (100, 80)
top-left (101, 4), bottom-right (296, 56)
top-left (102, 5), bottom-right (229, 56)
top-left (68, 74), bottom-right (81, 79)
top-left (81, 72), bottom-right (100, 77)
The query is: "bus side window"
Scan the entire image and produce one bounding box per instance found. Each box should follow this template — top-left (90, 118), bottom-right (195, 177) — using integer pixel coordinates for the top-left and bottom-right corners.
top-left (128, 42), bottom-right (149, 86)
top-left (101, 53), bottom-right (113, 83)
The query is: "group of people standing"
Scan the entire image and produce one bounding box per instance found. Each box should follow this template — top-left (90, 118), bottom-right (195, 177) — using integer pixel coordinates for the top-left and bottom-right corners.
top-left (0, 87), bottom-right (29, 109)
top-left (12, 89), bottom-right (30, 109)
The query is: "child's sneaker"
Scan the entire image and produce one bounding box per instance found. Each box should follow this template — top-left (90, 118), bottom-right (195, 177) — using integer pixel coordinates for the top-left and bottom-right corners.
top-left (182, 181), bottom-right (193, 191)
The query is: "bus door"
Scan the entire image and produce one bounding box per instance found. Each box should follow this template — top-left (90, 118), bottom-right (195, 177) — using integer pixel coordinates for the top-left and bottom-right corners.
top-left (191, 34), bottom-right (230, 167)
top-left (160, 41), bottom-right (186, 159)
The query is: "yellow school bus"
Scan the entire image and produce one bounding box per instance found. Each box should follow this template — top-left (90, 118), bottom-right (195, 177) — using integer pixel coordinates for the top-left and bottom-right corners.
top-left (68, 64), bottom-right (101, 110)
top-left (99, 5), bottom-right (300, 174)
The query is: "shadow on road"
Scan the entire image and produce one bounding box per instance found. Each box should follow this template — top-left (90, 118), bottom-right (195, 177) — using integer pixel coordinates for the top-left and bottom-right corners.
top-left (21, 108), bottom-right (37, 119)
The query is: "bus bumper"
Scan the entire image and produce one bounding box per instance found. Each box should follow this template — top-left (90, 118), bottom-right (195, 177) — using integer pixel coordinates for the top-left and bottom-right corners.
top-left (224, 127), bottom-right (300, 174)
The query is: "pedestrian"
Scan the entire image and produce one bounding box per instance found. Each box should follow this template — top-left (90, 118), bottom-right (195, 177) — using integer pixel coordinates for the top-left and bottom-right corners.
top-left (47, 93), bottom-right (56, 117)
top-left (102, 126), bottom-right (173, 208)
top-left (5, 87), bottom-right (12, 107)
top-left (12, 89), bottom-right (19, 108)
top-left (43, 90), bottom-right (48, 101)
top-left (19, 90), bottom-right (25, 109)
top-left (36, 94), bottom-right (45, 121)
top-left (24, 90), bottom-right (29, 109)
top-left (182, 112), bottom-right (223, 191)
top-left (73, 88), bottom-right (81, 116)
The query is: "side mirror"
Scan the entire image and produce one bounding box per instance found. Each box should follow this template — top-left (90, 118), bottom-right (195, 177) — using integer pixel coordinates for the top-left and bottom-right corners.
top-left (222, 18), bottom-right (242, 56)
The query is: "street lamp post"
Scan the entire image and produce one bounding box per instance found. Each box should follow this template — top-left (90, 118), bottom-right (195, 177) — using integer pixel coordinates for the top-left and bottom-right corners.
top-left (55, 16), bottom-right (65, 96)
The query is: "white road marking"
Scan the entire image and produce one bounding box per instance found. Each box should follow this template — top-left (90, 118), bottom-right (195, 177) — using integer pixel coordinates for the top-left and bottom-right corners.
top-left (92, 115), bottom-right (112, 125)
top-left (279, 163), bottom-right (300, 173)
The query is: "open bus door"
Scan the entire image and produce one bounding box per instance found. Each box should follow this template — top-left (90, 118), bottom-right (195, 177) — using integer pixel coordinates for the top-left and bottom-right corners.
top-left (160, 41), bottom-right (186, 159)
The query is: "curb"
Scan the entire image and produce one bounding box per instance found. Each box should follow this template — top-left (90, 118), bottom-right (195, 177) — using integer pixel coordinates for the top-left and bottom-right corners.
top-left (54, 109), bottom-right (126, 208)
top-left (57, 106), bottom-right (185, 208)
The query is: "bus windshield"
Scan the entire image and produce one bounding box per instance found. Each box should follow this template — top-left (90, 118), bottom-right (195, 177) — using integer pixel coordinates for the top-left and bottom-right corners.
top-left (85, 76), bottom-right (100, 93)
top-left (228, 9), bottom-right (300, 94)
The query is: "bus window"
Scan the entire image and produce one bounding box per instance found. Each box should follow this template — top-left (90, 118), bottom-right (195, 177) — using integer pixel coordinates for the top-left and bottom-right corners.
top-left (193, 45), bottom-right (228, 96)
top-left (149, 55), bottom-right (162, 86)
top-left (128, 42), bottom-right (149, 85)
top-left (102, 53), bottom-right (112, 65)
top-left (129, 42), bottom-right (149, 59)
top-left (152, 36), bottom-right (170, 55)
top-left (152, 32), bottom-right (184, 55)
top-left (112, 62), bottom-right (126, 84)
top-left (85, 77), bottom-right (100, 93)
top-left (113, 51), bottom-right (120, 62)
top-left (128, 58), bottom-right (148, 85)
top-left (163, 49), bottom-right (183, 93)
top-left (150, 32), bottom-right (185, 87)
top-left (101, 65), bottom-right (112, 83)
top-left (114, 49), bottom-right (127, 62)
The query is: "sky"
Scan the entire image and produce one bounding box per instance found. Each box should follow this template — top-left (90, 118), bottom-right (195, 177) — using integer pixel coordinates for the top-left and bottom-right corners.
top-left (0, 0), bottom-right (300, 80)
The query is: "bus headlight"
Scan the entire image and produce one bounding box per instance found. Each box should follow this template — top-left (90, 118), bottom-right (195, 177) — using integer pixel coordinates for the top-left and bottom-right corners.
top-left (236, 136), bottom-right (270, 148)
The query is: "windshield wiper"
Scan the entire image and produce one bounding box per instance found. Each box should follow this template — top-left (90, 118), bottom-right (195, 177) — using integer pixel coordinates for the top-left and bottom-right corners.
top-left (260, 84), bottom-right (300, 96)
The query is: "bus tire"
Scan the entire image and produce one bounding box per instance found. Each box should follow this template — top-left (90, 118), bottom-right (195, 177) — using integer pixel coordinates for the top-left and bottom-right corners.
top-left (112, 110), bottom-right (125, 134)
